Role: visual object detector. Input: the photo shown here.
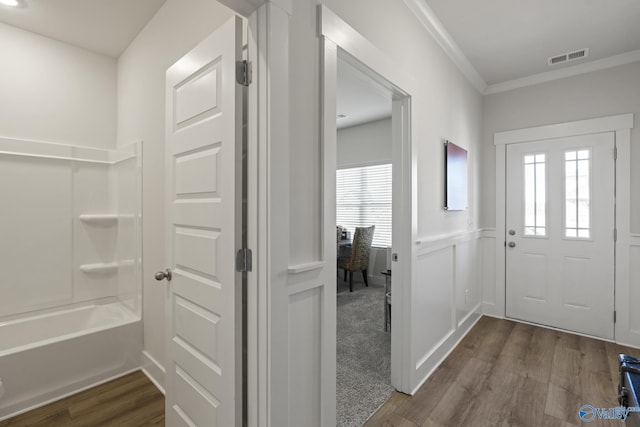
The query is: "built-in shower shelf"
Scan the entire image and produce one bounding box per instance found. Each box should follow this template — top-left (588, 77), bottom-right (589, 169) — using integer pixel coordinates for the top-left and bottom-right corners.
top-left (79, 263), bottom-right (118, 274)
top-left (79, 259), bottom-right (137, 274)
top-left (79, 214), bottom-right (118, 225)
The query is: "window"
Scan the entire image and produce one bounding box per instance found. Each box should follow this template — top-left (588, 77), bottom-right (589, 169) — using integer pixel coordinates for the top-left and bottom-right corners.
top-left (523, 153), bottom-right (546, 236)
top-left (336, 163), bottom-right (392, 247)
top-left (564, 149), bottom-right (591, 239)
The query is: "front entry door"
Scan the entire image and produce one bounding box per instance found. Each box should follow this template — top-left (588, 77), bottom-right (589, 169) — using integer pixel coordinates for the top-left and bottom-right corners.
top-left (505, 132), bottom-right (615, 339)
top-left (164, 16), bottom-right (243, 426)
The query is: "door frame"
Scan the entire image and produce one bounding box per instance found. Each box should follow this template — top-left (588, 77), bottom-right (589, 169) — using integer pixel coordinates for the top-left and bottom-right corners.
top-left (320, 5), bottom-right (413, 393)
top-left (211, 1), bottom-right (289, 425)
top-left (493, 113), bottom-right (633, 342)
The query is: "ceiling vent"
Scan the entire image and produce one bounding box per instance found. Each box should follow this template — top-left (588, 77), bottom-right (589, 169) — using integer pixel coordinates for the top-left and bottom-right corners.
top-left (547, 48), bottom-right (589, 66)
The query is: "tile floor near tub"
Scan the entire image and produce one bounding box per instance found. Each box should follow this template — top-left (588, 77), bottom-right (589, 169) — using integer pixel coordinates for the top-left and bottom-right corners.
top-left (0, 371), bottom-right (164, 426)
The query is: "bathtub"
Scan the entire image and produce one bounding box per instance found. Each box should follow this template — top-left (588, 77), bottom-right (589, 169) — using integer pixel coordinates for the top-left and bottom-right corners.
top-left (0, 302), bottom-right (142, 420)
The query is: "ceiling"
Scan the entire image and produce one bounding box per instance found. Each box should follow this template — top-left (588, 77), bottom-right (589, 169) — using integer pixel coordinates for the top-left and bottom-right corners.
top-left (1, 0), bottom-right (637, 122)
top-left (424, 0), bottom-right (640, 87)
top-left (337, 58), bottom-right (391, 129)
top-left (0, 0), bottom-right (166, 57)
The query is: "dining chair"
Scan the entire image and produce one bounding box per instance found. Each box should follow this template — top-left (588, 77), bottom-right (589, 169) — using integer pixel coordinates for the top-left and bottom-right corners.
top-left (338, 225), bottom-right (375, 292)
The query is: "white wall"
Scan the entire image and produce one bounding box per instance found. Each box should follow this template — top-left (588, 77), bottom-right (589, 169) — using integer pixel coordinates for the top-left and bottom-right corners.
top-left (285, 0), bottom-right (483, 414)
top-left (116, 0), bottom-right (235, 388)
top-left (481, 62), bottom-right (640, 232)
top-left (337, 118), bottom-right (392, 168)
top-left (0, 23), bottom-right (116, 149)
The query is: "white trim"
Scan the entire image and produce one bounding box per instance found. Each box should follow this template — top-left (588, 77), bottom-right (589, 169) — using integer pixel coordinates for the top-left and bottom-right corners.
top-left (481, 227), bottom-right (496, 238)
top-left (485, 49), bottom-right (640, 95)
top-left (401, 0), bottom-right (486, 94)
top-left (495, 113), bottom-right (634, 146)
top-left (401, 0), bottom-right (640, 96)
top-left (615, 129), bottom-right (634, 346)
top-left (319, 6), bottom-right (415, 95)
top-left (287, 261), bottom-right (325, 274)
top-left (410, 311), bottom-right (482, 395)
top-left (415, 229), bottom-right (482, 251)
top-left (141, 350), bottom-right (166, 395)
top-left (217, 0), bottom-right (295, 18)
top-left (320, 4), bottom-right (414, 395)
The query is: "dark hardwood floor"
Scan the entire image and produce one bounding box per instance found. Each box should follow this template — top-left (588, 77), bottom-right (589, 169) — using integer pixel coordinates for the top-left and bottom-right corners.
top-left (364, 316), bottom-right (640, 427)
top-left (2, 317), bottom-right (637, 426)
top-left (0, 371), bottom-right (164, 427)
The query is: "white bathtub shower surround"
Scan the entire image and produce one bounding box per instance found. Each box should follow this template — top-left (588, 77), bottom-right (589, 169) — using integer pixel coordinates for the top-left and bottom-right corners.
top-left (0, 302), bottom-right (141, 420)
top-left (0, 137), bottom-right (143, 420)
top-left (0, 137), bottom-right (142, 318)
top-left (0, 302), bottom-right (136, 356)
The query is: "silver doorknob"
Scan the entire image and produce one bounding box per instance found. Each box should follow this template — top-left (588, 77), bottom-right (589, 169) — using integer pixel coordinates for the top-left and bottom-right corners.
top-left (508, 242), bottom-right (516, 248)
top-left (155, 268), bottom-right (172, 281)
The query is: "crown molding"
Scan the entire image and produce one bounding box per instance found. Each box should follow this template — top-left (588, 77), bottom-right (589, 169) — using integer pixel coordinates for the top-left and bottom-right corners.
top-left (402, 0), bottom-right (487, 94)
top-left (485, 49), bottom-right (640, 95)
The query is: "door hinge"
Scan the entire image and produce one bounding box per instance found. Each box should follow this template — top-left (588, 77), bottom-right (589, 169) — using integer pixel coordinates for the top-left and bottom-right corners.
top-left (614, 310), bottom-right (617, 323)
top-left (614, 146), bottom-right (618, 160)
top-left (236, 60), bottom-right (252, 86)
top-left (236, 248), bottom-right (252, 272)
top-left (614, 228), bottom-right (618, 242)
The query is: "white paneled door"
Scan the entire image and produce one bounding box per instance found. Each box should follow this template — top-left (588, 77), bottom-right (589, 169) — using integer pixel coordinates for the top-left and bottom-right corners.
top-left (505, 133), bottom-right (615, 339)
top-left (164, 16), bottom-right (243, 427)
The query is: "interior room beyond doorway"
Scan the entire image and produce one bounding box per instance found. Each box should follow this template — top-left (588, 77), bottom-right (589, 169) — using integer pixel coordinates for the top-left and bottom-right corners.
top-left (335, 55), bottom-right (394, 427)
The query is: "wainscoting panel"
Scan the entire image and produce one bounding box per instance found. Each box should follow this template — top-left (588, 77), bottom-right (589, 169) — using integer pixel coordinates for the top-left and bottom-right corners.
top-left (287, 286), bottom-right (322, 427)
top-left (413, 246), bottom-right (455, 366)
top-left (628, 236), bottom-right (640, 337)
top-left (412, 230), bottom-right (482, 391)
top-left (455, 238), bottom-right (481, 328)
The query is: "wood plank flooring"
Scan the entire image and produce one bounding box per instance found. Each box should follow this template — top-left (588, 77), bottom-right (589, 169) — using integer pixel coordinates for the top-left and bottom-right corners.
top-left (364, 316), bottom-right (640, 427)
top-left (2, 317), bottom-right (638, 426)
top-left (0, 371), bottom-right (164, 427)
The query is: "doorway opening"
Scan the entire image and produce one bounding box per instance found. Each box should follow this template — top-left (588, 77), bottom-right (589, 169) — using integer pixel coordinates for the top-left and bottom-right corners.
top-left (335, 55), bottom-right (394, 426)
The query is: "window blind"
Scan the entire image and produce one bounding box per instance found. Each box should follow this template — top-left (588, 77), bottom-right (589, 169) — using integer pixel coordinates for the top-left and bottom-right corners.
top-left (336, 163), bottom-right (392, 247)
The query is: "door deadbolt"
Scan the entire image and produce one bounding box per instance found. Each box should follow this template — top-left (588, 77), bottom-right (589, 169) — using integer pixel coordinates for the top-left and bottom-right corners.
top-left (508, 229), bottom-right (516, 236)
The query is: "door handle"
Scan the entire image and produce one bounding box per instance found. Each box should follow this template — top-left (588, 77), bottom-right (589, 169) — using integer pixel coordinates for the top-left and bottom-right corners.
top-left (155, 268), bottom-right (172, 282)
top-left (508, 242), bottom-right (516, 248)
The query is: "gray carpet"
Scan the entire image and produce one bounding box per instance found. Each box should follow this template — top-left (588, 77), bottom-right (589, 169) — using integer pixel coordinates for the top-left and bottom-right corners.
top-left (337, 277), bottom-right (394, 427)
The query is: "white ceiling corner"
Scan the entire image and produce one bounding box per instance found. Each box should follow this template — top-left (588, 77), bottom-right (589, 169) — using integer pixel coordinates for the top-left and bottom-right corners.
top-left (402, 0), bottom-right (487, 94)
top-left (337, 57), bottom-right (392, 130)
top-left (405, 0), bottom-right (640, 94)
top-left (0, 0), bottom-right (167, 58)
top-left (484, 49), bottom-right (640, 95)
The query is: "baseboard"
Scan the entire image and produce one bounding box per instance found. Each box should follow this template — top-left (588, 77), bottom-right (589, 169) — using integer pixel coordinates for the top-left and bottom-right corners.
top-left (141, 350), bottom-right (166, 395)
top-left (411, 310), bottom-right (482, 394)
top-left (482, 302), bottom-right (503, 318)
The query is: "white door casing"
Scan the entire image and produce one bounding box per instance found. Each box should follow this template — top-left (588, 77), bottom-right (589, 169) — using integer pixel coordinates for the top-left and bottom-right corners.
top-left (505, 133), bottom-right (615, 339)
top-left (164, 16), bottom-right (243, 427)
